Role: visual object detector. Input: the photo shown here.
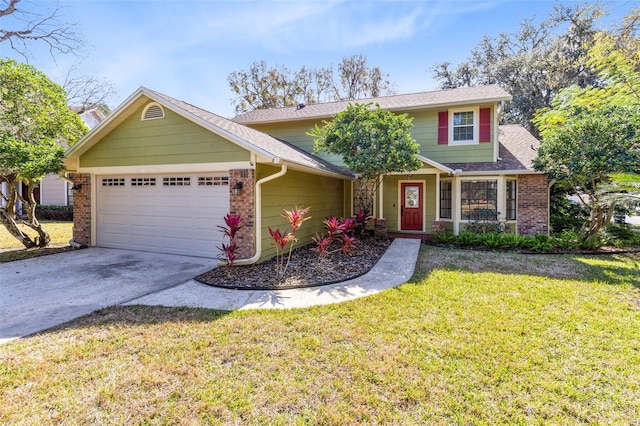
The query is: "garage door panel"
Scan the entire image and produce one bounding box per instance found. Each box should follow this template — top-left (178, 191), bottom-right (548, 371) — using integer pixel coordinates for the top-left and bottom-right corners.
top-left (97, 173), bottom-right (230, 258)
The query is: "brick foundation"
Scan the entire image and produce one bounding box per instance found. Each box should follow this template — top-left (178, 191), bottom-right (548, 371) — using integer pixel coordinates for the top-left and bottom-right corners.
top-left (229, 169), bottom-right (255, 259)
top-left (72, 173), bottom-right (92, 246)
top-left (517, 174), bottom-right (549, 236)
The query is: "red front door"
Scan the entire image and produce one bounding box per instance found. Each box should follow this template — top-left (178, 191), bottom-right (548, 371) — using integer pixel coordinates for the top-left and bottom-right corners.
top-left (401, 182), bottom-right (423, 231)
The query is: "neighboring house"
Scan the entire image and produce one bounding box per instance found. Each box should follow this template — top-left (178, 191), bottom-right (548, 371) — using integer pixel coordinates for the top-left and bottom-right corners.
top-left (63, 85), bottom-right (548, 260)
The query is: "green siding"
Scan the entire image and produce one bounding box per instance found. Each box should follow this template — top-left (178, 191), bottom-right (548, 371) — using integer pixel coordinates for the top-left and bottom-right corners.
top-left (80, 103), bottom-right (250, 167)
top-left (258, 165), bottom-right (345, 262)
top-left (410, 109), bottom-right (494, 163)
top-left (382, 174), bottom-right (436, 232)
top-left (246, 105), bottom-right (497, 167)
top-left (249, 121), bottom-right (347, 167)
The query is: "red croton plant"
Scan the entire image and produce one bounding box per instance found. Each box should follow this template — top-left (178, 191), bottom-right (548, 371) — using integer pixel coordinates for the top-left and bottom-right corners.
top-left (269, 206), bottom-right (311, 281)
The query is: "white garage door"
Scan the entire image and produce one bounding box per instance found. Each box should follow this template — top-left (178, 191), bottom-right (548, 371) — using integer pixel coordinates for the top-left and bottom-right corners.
top-left (96, 173), bottom-right (230, 258)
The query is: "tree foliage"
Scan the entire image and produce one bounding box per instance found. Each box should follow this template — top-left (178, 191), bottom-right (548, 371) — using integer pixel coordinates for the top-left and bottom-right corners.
top-left (309, 103), bottom-right (421, 216)
top-left (0, 0), bottom-right (81, 59)
top-left (533, 10), bottom-right (640, 237)
top-left (432, 3), bottom-right (604, 134)
top-left (0, 59), bottom-right (87, 248)
top-left (228, 54), bottom-right (396, 114)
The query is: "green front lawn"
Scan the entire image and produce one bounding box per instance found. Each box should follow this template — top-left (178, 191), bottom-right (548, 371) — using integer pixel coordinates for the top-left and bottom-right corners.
top-left (1, 247), bottom-right (639, 424)
top-left (0, 222), bottom-right (73, 263)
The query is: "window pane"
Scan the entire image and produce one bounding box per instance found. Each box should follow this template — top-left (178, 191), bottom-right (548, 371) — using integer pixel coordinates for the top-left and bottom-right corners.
top-left (452, 111), bottom-right (475, 141)
top-left (440, 181), bottom-right (452, 219)
top-left (460, 180), bottom-right (498, 220)
top-left (506, 180), bottom-right (517, 220)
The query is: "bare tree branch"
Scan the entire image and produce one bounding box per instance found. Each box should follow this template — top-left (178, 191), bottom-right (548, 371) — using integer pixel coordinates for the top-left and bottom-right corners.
top-left (0, 0), bottom-right (82, 59)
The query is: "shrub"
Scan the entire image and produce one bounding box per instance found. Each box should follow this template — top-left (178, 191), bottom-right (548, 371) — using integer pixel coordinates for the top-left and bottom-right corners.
top-left (579, 234), bottom-right (603, 251)
top-left (217, 213), bottom-right (244, 266)
top-left (35, 204), bottom-right (73, 221)
top-left (556, 229), bottom-right (581, 250)
top-left (313, 215), bottom-right (361, 258)
top-left (432, 232), bottom-right (457, 244)
top-left (269, 206), bottom-right (311, 280)
top-left (465, 210), bottom-right (506, 234)
top-left (529, 234), bottom-right (554, 253)
top-left (501, 233), bottom-right (531, 249)
top-left (457, 230), bottom-right (480, 247)
top-left (603, 224), bottom-right (639, 247)
top-left (477, 232), bottom-right (506, 249)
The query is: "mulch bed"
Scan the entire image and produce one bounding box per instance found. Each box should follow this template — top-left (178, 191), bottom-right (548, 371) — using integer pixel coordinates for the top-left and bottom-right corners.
top-left (196, 237), bottom-right (392, 290)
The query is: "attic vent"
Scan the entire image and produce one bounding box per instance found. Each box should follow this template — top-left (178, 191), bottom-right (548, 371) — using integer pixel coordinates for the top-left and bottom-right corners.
top-left (141, 102), bottom-right (165, 120)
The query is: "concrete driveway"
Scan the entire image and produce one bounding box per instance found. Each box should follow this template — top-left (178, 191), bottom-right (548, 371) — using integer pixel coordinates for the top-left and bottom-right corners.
top-left (0, 248), bottom-right (216, 344)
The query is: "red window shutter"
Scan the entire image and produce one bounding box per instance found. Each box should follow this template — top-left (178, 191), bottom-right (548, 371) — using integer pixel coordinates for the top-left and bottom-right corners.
top-left (438, 111), bottom-right (448, 144)
top-left (479, 108), bottom-right (491, 143)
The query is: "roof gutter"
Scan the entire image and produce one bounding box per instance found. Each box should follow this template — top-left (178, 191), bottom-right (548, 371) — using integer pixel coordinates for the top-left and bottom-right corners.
top-left (227, 164), bottom-right (288, 266)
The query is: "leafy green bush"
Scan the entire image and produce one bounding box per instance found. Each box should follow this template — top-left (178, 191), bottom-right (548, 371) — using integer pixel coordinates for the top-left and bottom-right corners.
top-left (529, 234), bottom-right (554, 253)
top-left (555, 229), bottom-right (581, 250)
top-left (603, 224), bottom-right (639, 247)
top-left (477, 232), bottom-right (506, 249)
top-left (579, 234), bottom-right (603, 251)
top-left (501, 233), bottom-right (532, 249)
top-left (457, 230), bottom-right (480, 247)
top-left (432, 232), bottom-right (457, 244)
top-left (35, 205), bottom-right (73, 221)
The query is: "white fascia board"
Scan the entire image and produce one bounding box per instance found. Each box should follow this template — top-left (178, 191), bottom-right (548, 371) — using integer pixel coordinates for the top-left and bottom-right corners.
top-left (416, 154), bottom-right (455, 174)
top-left (77, 161), bottom-right (253, 175)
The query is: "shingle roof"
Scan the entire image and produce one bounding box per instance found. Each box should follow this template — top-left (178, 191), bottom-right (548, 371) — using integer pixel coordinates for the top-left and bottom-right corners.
top-left (443, 124), bottom-right (541, 173)
top-left (233, 84), bottom-right (512, 124)
top-left (148, 90), bottom-right (354, 178)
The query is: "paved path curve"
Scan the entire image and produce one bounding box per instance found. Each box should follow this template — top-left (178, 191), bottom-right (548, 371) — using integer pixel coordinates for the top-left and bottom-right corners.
top-left (126, 238), bottom-right (421, 310)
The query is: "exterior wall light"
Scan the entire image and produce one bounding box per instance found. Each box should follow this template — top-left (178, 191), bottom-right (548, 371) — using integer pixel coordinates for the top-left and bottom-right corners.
top-left (232, 181), bottom-right (243, 195)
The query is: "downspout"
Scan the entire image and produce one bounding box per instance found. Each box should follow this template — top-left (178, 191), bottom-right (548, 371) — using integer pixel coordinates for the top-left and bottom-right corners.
top-left (228, 163), bottom-right (288, 266)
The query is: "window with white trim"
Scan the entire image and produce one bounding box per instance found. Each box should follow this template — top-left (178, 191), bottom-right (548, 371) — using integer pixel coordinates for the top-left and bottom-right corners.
top-left (449, 107), bottom-right (479, 144)
top-left (506, 180), bottom-right (517, 220)
top-left (439, 180), bottom-right (452, 219)
top-left (461, 180), bottom-right (497, 220)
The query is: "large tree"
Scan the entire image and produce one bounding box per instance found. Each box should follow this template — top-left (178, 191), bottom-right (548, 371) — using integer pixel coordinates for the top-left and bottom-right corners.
top-left (0, 59), bottom-right (87, 247)
top-left (0, 0), bottom-right (81, 58)
top-left (309, 103), bottom-right (421, 216)
top-left (228, 54), bottom-right (396, 114)
top-left (432, 3), bottom-right (604, 135)
top-left (533, 10), bottom-right (640, 237)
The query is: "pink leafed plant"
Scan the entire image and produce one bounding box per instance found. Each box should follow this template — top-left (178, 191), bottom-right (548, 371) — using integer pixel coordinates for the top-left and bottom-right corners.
top-left (217, 213), bottom-right (244, 267)
top-left (282, 206), bottom-right (311, 234)
top-left (312, 233), bottom-right (333, 258)
top-left (269, 206), bottom-right (311, 281)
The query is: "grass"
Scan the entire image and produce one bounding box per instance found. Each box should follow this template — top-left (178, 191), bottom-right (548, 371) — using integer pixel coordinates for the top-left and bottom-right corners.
top-left (0, 221), bottom-right (73, 263)
top-left (1, 247), bottom-right (639, 424)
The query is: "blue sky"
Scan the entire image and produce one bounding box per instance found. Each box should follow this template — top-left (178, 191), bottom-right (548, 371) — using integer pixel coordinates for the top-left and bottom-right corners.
top-left (1, 0), bottom-right (636, 117)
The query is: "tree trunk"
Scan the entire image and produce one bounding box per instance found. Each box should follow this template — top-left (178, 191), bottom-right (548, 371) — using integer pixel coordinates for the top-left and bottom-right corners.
top-left (0, 179), bottom-right (37, 248)
top-left (19, 181), bottom-right (50, 247)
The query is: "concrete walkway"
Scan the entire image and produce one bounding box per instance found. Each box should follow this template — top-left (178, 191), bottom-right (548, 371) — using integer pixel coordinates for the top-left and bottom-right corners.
top-left (126, 238), bottom-right (421, 310)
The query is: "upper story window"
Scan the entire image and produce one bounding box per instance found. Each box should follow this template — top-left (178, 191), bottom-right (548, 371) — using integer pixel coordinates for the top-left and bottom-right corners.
top-left (438, 107), bottom-right (491, 145)
top-left (449, 107), bottom-right (479, 144)
top-left (452, 111), bottom-right (475, 142)
top-left (141, 102), bottom-right (165, 120)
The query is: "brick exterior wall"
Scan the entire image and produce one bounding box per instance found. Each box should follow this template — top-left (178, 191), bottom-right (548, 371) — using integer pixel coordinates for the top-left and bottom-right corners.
top-left (517, 174), bottom-right (549, 236)
top-left (229, 169), bottom-right (255, 259)
top-left (72, 173), bottom-right (92, 246)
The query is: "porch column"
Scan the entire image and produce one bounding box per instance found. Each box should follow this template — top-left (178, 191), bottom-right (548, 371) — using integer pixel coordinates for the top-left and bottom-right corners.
top-left (229, 169), bottom-right (255, 259)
